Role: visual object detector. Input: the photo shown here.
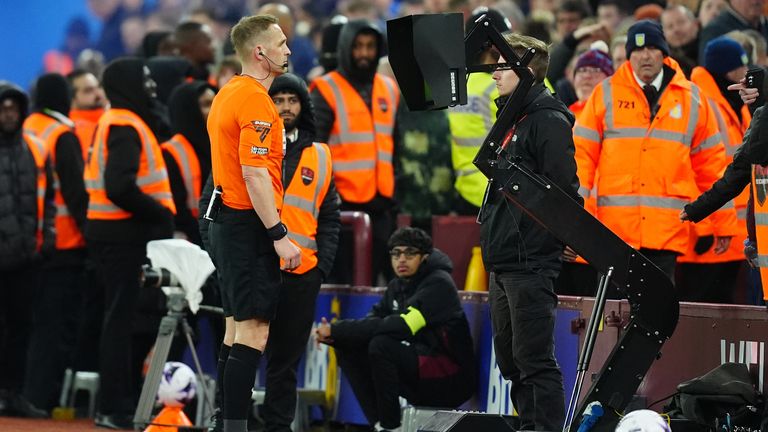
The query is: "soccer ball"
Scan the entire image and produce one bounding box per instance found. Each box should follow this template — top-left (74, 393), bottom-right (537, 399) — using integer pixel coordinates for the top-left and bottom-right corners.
top-left (157, 362), bottom-right (197, 407)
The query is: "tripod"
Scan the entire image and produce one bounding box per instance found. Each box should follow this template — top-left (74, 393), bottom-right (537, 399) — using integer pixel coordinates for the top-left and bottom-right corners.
top-left (133, 287), bottom-right (221, 430)
top-left (563, 267), bottom-right (614, 431)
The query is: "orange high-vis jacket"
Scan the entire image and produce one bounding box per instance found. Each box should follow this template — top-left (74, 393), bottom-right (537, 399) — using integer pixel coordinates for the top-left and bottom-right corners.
top-left (84, 109), bottom-right (175, 220)
top-left (753, 166), bottom-right (768, 300)
top-left (573, 57), bottom-right (737, 255)
top-left (569, 99), bottom-right (587, 121)
top-left (281, 142), bottom-right (333, 274)
top-left (161, 134), bottom-right (201, 218)
top-left (24, 112), bottom-right (85, 250)
top-left (70, 108), bottom-right (104, 162)
top-left (680, 66), bottom-right (752, 263)
top-left (23, 132), bottom-right (49, 250)
top-left (310, 71), bottom-right (398, 203)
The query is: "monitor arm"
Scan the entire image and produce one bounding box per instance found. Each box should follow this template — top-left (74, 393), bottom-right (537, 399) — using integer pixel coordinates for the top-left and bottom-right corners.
top-left (467, 14), bottom-right (680, 432)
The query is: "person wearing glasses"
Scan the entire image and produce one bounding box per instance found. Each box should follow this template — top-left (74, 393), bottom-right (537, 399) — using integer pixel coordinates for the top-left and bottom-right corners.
top-left (315, 227), bottom-right (476, 432)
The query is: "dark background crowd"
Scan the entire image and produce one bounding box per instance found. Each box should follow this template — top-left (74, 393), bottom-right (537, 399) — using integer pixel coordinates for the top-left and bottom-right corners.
top-left (3, 0), bottom-right (768, 427)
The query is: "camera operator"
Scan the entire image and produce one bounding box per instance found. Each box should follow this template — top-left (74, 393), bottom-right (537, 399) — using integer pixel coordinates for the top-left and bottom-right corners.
top-left (479, 33), bottom-right (582, 431)
top-left (206, 15), bottom-right (300, 432)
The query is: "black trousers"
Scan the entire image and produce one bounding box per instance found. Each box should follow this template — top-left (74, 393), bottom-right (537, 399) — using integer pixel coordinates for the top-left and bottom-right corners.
top-left (335, 334), bottom-right (419, 429)
top-left (261, 268), bottom-right (321, 432)
top-left (0, 263), bottom-right (37, 396)
top-left (640, 248), bottom-right (677, 281)
top-left (489, 271), bottom-right (564, 432)
top-left (335, 334), bottom-right (474, 430)
top-left (73, 259), bottom-right (104, 372)
top-left (90, 241), bottom-right (147, 415)
top-left (676, 261), bottom-right (743, 304)
top-left (22, 263), bottom-right (85, 409)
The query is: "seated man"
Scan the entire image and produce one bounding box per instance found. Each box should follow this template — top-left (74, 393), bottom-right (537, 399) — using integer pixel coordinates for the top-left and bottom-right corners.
top-left (315, 227), bottom-right (476, 431)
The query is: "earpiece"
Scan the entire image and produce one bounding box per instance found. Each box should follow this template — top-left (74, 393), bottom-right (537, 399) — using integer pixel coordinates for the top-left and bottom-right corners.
top-left (258, 51), bottom-right (264, 56)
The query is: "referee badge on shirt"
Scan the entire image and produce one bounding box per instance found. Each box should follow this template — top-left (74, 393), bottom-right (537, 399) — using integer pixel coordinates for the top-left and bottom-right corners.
top-left (250, 146), bottom-right (268, 155)
top-left (301, 167), bottom-right (315, 185)
top-left (250, 120), bottom-right (272, 142)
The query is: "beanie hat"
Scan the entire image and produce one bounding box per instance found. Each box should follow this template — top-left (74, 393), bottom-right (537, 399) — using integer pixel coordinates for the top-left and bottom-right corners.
top-left (634, 3), bottom-right (664, 21)
top-left (574, 49), bottom-right (614, 77)
top-left (466, 6), bottom-right (512, 35)
top-left (626, 19), bottom-right (670, 58)
top-left (704, 36), bottom-right (749, 75)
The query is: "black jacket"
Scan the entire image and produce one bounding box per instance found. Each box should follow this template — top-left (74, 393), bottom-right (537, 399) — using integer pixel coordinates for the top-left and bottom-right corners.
top-left (0, 82), bottom-right (55, 270)
top-left (331, 250), bottom-right (476, 378)
top-left (86, 58), bottom-right (174, 244)
top-left (684, 104), bottom-right (768, 242)
top-left (479, 83), bottom-right (582, 275)
top-left (42, 112), bottom-right (88, 267)
top-left (162, 81), bottom-right (215, 246)
top-left (34, 74), bottom-right (89, 266)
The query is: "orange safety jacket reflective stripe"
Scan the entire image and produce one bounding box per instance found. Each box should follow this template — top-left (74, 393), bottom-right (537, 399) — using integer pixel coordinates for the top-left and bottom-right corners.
top-left (22, 132), bottom-right (48, 251)
top-left (574, 57), bottom-right (736, 255)
top-left (310, 71), bottom-right (398, 203)
top-left (24, 112), bottom-right (86, 250)
top-left (752, 165), bottom-right (768, 300)
top-left (161, 134), bottom-right (201, 218)
top-left (680, 67), bottom-right (752, 263)
top-left (84, 108), bottom-right (176, 219)
top-left (280, 142), bottom-right (333, 274)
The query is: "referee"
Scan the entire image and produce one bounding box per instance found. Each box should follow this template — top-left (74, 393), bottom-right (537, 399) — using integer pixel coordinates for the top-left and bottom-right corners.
top-left (207, 15), bottom-right (299, 432)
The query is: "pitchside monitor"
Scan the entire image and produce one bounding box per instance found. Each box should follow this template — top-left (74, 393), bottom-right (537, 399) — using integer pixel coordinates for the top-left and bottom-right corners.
top-left (387, 13), bottom-right (467, 110)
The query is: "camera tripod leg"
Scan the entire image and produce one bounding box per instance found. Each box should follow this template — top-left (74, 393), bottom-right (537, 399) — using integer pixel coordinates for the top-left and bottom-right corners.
top-left (181, 317), bottom-right (213, 425)
top-left (134, 313), bottom-right (180, 429)
top-left (563, 266), bottom-right (613, 432)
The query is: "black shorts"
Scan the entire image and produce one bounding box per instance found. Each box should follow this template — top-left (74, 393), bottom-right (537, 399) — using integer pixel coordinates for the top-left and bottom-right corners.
top-left (209, 206), bottom-right (281, 321)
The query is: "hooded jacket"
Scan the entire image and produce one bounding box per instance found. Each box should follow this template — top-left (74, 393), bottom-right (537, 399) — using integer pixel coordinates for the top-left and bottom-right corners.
top-left (330, 249), bottom-right (476, 396)
top-left (311, 20), bottom-right (387, 145)
top-left (310, 20), bottom-right (398, 210)
top-left (0, 82), bottom-right (55, 269)
top-left (267, 73), bottom-right (341, 279)
top-left (146, 56), bottom-right (193, 142)
top-left (480, 83), bottom-right (582, 274)
top-left (29, 73), bottom-right (89, 265)
top-left (162, 81), bottom-right (214, 245)
top-left (86, 58), bottom-right (174, 244)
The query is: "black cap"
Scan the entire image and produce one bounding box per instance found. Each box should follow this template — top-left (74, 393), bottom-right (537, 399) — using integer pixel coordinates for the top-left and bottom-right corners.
top-left (466, 6), bottom-right (512, 35)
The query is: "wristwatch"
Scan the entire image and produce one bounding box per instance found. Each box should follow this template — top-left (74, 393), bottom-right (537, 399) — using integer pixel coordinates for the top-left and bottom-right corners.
top-left (267, 221), bottom-right (288, 241)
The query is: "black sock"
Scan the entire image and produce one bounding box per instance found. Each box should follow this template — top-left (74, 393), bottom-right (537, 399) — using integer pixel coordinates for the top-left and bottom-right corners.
top-left (223, 343), bottom-right (262, 432)
top-left (216, 344), bottom-right (231, 413)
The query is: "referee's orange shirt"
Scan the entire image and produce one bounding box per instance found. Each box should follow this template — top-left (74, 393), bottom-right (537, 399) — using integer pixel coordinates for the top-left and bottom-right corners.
top-left (208, 74), bottom-right (285, 211)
